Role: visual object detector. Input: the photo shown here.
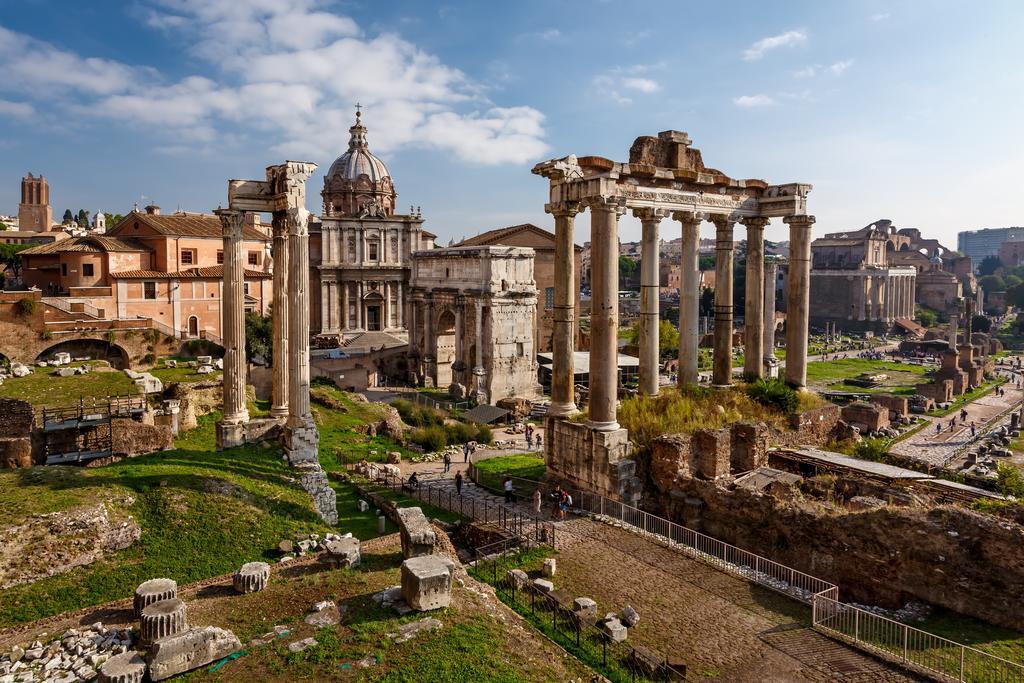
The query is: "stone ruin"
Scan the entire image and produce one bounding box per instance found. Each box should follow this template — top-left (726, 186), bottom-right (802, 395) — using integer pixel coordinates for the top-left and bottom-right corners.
top-left (394, 506), bottom-right (454, 613)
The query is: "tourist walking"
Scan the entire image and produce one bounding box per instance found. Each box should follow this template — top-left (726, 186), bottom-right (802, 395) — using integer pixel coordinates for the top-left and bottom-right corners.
top-left (503, 477), bottom-right (514, 504)
top-left (526, 432), bottom-right (534, 449)
top-left (455, 471), bottom-right (463, 496)
top-left (533, 488), bottom-right (542, 514)
top-left (549, 486), bottom-right (562, 519)
top-left (443, 451), bottom-right (451, 473)
top-left (971, 421), bottom-right (977, 437)
top-left (559, 489), bottom-right (571, 520)
top-left (463, 442), bottom-right (470, 463)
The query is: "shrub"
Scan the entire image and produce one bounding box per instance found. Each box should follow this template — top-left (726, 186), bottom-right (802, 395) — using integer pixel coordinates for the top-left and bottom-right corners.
top-left (476, 424), bottom-right (493, 444)
top-left (106, 330), bottom-right (116, 344)
top-left (144, 329), bottom-right (161, 345)
top-left (393, 399), bottom-right (444, 428)
top-left (40, 330), bottom-right (52, 340)
top-left (996, 463), bottom-right (1024, 498)
top-left (141, 353), bottom-right (156, 365)
top-left (410, 425), bottom-right (448, 452)
top-left (853, 437), bottom-right (890, 462)
top-left (16, 298), bottom-right (36, 316)
top-left (746, 377), bottom-right (798, 413)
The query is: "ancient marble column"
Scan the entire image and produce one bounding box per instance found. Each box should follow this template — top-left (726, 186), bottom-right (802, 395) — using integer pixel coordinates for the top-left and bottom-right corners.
top-left (635, 208), bottom-right (665, 396)
top-left (473, 298), bottom-right (486, 402)
top-left (784, 215), bottom-right (815, 389)
top-left (284, 206), bottom-right (318, 463)
top-left (949, 314), bottom-right (959, 347)
top-left (341, 282), bottom-right (349, 331)
top-left (454, 295), bottom-right (465, 388)
top-left (423, 296), bottom-right (436, 387)
top-left (763, 259), bottom-right (778, 365)
top-left (857, 274), bottom-right (867, 321)
top-left (675, 212), bottom-right (702, 386)
top-left (215, 209), bottom-right (249, 449)
top-left (743, 217), bottom-right (768, 379)
top-left (270, 213), bottom-right (289, 419)
top-left (547, 202), bottom-right (580, 416)
top-left (586, 197), bottom-right (625, 430)
top-left (711, 215), bottom-right (735, 387)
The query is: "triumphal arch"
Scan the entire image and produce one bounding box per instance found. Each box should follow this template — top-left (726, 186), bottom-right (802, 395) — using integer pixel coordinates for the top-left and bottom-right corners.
top-left (534, 130), bottom-right (814, 502)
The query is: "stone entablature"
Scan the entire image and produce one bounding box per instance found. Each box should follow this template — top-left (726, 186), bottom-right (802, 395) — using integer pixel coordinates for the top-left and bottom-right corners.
top-left (408, 246), bottom-right (542, 403)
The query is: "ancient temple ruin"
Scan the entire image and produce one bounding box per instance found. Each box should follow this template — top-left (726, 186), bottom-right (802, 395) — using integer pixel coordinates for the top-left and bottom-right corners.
top-left (534, 130), bottom-right (814, 502)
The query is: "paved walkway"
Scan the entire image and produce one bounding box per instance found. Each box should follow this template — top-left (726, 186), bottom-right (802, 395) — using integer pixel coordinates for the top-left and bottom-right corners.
top-left (890, 364), bottom-right (1024, 467)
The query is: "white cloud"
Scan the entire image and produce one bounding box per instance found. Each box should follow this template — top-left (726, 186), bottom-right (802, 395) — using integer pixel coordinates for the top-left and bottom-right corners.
top-left (592, 65), bottom-right (662, 105)
top-left (733, 94), bottom-right (776, 108)
top-left (742, 30), bottom-right (806, 61)
top-left (869, 12), bottom-right (890, 22)
top-left (0, 1), bottom-right (548, 165)
top-left (0, 98), bottom-right (34, 118)
top-left (793, 65), bottom-right (817, 78)
top-left (621, 77), bottom-right (660, 93)
top-left (828, 59), bottom-right (854, 76)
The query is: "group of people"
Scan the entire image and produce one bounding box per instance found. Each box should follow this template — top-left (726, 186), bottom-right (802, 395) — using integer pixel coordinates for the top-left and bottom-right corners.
top-left (524, 423), bottom-right (542, 450)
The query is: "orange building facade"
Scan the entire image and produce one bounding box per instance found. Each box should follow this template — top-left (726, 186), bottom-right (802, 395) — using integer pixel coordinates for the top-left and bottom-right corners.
top-left (20, 206), bottom-right (271, 339)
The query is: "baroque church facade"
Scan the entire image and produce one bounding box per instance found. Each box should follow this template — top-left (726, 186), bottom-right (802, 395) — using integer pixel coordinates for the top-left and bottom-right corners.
top-left (310, 111), bottom-right (435, 342)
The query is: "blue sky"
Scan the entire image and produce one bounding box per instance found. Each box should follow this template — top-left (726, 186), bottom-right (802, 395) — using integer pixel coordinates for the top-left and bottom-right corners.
top-left (1, 0), bottom-right (1021, 247)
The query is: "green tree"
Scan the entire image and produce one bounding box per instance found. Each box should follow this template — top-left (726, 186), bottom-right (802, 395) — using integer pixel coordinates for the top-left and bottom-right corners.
top-left (1004, 274), bottom-right (1023, 289)
top-left (978, 255), bottom-right (1001, 276)
top-left (104, 212), bottom-right (124, 229)
top-left (698, 255), bottom-right (715, 270)
top-left (61, 209), bottom-right (74, 225)
top-left (76, 209), bottom-right (89, 228)
top-left (0, 243), bottom-right (29, 278)
top-left (971, 314), bottom-right (992, 333)
top-left (1006, 282), bottom-right (1024, 309)
top-left (979, 274), bottom-right (1005, 294)
top-left (618, 256), bottom-right (638, 286)
top-left (244, 311), bottom-right (273, 364)
top-left (699, 287), bottom-right (714, 317)
top-left (624, 318), bottom-right (680, 360)
top-left (917, 308), bottom-right (938, 328)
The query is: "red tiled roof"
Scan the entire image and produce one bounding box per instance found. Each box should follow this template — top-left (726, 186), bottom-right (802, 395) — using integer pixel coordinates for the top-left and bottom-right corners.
top-left (20, 235), bottom-right (149, 256)
top-left (110, 266), bottom-right (271, 280)
top-left (455, 223), bottom-right (582, 251)
top-left (110, 211), bottom-right (269, 242)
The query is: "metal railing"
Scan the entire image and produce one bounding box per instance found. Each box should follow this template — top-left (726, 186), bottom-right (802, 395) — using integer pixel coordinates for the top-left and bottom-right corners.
top-left (412, 392), bottom-right (470, 412)
top-left (470, 543), bottom-right (686, 682)
top-left (467, 466), bottom-right (1023, 682)
top-left (41, 296), bottom-right (104, 319)
top-left (366, 468), bottom-right (556, 548)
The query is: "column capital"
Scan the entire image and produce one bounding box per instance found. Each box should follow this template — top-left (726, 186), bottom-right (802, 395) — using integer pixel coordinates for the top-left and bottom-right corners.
top-left (631, 207), bottom-right (668, 222)
top-left (581, 195), bottom-right (626, 216)
top-left (544, 201), bottom-right (582, 218)
top-left (671, 210), bottom-right (705, 228)
top-left (783, 214), bottom-right (816, 228)
top-left (741, 216), bottom-right (770, 231)
top-left (215, 208), bottom-right (246, 237)
top-left (709, 213), bottom-right (737, 230)
top-left (286, 206), bottom-right (310, 237)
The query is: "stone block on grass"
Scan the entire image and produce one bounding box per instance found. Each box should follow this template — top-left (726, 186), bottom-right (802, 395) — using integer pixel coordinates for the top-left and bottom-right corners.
top-left (400, 555), bottom-right (454, 611)
top-left (397, 507), bottom-right (436, 558)
top-left (146, 627), bottom-right (240, 681)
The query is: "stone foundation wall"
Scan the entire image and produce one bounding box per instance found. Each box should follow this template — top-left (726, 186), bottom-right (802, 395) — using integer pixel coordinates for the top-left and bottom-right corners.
top-left (0, 437), bottom-right (33, 468)
top-left (773, 404), bottom-right (842, 447)
top-left (0, 398), bottom-right (34, 438)
top-left (545, 417), bottom-right (640, 503)
top-left (110, 418), bottom-right (173, 457)
top-left (643, 476), bottom-right (1024, 632)
top-left (840, 402), bottom-right (890, 433)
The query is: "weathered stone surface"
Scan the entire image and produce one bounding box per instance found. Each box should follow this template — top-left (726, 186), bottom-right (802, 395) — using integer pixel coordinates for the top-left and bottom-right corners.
top-left (505, 568), bottom-right (529, 589)
top-left (397, 507), bottom-right (436, 558)
top-left (140, 599), bottom-right (188, 647)
top-left (133, 578), bottom-right (177, 618)
top-left (232, 561), bottom-right (270, 593)
top-left (297, 463), bottom-right (338, 525)
top-left (532, 578), bottom-right (553, 593)
top-left (110, 418), bottom-right (173, 458)
top-left (620, 605), bottom-right (640, 627)
top-left (573, 597), bottom-right (597, 620)
top-left (323, 537), bottom-right (360, 568)
top-left (542, 557), bottom-right (556, 577)
top-left (400, 555), bottom-right (454, 611)
top-left (97, 651), bottom-right (146, 683)
top-left (599, 615), bottom-right (628, 642)
top-left (287, 637), bottom-right (316, 653)
top-left (0, 436), bottom-right (33, 469)
top-left (146, 626), bottom-right (241, 681)
top-left (386, 617), bottom-right (442, 644)
top-left (304, 600), bottom-right (342, 628)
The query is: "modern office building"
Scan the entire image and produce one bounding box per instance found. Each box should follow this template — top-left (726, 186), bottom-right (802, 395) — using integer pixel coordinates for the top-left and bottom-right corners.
top-left (957, 227), bottom-right (1024, 267)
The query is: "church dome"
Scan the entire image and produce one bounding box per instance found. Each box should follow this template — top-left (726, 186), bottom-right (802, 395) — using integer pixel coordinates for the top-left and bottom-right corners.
top-left (322, 109), bottom-right (397, 218)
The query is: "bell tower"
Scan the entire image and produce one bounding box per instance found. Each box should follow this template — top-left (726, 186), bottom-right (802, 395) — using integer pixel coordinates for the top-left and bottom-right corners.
top-left (18, 172), bottom-right (53, 232)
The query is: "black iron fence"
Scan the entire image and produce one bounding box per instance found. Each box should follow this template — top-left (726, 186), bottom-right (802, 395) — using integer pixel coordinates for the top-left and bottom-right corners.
top-left (471, 542), bottom-right (686, 682)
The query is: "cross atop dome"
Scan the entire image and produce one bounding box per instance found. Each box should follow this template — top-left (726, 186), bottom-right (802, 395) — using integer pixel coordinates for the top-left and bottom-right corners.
top-left (323, 103), bottom-right (397, 217)
top-left (348, 104), bottom-right (369, 151)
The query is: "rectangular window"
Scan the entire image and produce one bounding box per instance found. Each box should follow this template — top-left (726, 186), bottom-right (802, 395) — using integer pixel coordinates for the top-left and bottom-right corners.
top-left (180, 249), bottom-right (194, 265)
top-left (216, 250), bottom-right (224, 264)
top-left (247, 251), bottom-right (259, 266)
top-left (369, 242), bottom-right (379, 261)
top-left (243, 282), bottom-right (250, 296)
top-left (144, 281), bottom-right (157, 300)
top-left (61, 263), bottom-right (68, 276)
top-left (516, 342), bottom-right (525, 357)
top-left (545, 287), bottom-right (554, 310)
top-left (83, 263), bottom-right (94, 277)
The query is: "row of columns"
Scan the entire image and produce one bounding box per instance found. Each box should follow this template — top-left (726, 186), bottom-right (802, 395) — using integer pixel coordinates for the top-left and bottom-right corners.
top-left (546, 199), bottom-right (814, 430)
top-left (853, 272), bottom-right (915, 321)
top-left (321, 280), bottom-right (405, 334)
top-left (217, 206), bottom-right (316, 457)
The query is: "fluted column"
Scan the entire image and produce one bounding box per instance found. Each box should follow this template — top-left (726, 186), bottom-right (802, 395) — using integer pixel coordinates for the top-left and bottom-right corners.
top-left (857, 274), bottom-right (867, 321)
top-left (285, 206), bottom-right (316, 456)
top-left (270, 214), bottom-right (289, 418)
top-left (215, 209), bottom-right (249, 449)
top-left (341, 282), bottom-right (349, 331)
top-left (586, 197), bottom-right (625, 430)
top-left (635, 208), bottom-right (666, 396)
top-left (473, 298), bottom-right (486, 402)
top-left (711, 215), bottom-right (736, 387)
top-left (784, 215), bottom-right (815, 389)
top-left (674, 211), bottom-right (703, 386)
top-left (763, 259), bottom-right (778, 367)
top-left (547, 202), bottom-right (580, 416)
top-left (454, 295), bottom-right (465, 387)
top-left (743, 217), bottom-right (768, 379)
top-left (907, 275), bottom-right (915, 318)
